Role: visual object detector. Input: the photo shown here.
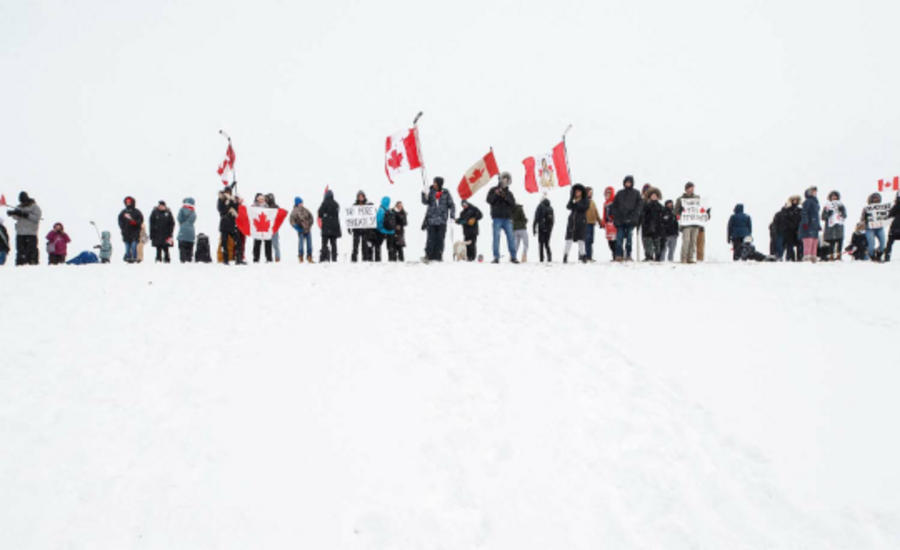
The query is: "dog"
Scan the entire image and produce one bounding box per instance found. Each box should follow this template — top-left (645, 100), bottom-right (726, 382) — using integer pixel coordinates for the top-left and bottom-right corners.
top-left (453, 240), bottom-right (470, 262)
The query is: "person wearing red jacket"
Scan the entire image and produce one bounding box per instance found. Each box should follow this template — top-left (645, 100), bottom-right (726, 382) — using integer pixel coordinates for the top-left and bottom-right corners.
top-left (601, 186), bottom-right (617, 260)
top-left (45, 222), bottom-right (71, 265)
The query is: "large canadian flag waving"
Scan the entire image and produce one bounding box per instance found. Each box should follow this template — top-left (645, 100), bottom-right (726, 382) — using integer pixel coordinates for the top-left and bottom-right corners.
top-left (218, 143), bottom-right (235, 186)
top-left (458, 150), bottom-right (499, 200)
top-left (236, 205), bottom-right (288, 240)
top-left (879, 177), bottom-right (899, 192)
top-left (523, 142), bottom-right (571, 194)
top-left (385, 128), bottom-right (423, 183)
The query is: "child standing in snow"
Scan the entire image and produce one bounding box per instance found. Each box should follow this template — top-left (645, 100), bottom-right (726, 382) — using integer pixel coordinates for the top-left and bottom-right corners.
top-left (94, 231), bottom-right (113, 263)
top-left (45, 222), bottom-right (71, 265)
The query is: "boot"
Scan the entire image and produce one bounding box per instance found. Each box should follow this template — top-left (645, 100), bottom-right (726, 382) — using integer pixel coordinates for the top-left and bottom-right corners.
top-left (547, 251), bottom-right (552, 262)
top-left (306, 255), bottom-right (315, 264)
top-left (510, 258), bottom-right (519, 264)
top-left (298, 256), bottom-right (304, 263)
top-left (563, 254), bottom-right (568, 264)
top-left (522, 254), bottom-right (527, 263)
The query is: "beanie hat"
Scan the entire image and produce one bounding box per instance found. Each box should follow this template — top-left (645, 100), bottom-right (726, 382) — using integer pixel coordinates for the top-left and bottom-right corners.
top-left (295, 197), bottom-right (303, 206)
top-left (19, 191), bottom-right (29, 203)
top-left (434, 177), bottom-right (444, 190)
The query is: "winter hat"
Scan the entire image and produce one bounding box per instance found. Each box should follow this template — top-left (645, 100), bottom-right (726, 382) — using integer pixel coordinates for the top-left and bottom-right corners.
top-left (829, 190), bottom-right (841, 201)
top-left (665, 199), bottom-right (674, 208)
top-left (623, 175), bottom-right (634, 187)
top-left (19, 191), bottom-right (29, 203)
top-left (461, 200), bottom-right (469, 207)
top-left (124, 196), bottom-right (135, 206)
top-left (500, 172), bottom-right (512, 188)
top-left (295, 197), bottom-right (303, 206)
top-left (434, 177), bottom-right (444, 190)
top-left (158, 200), bottom-right (166, 207)
top-left (685, 182), bottom-right (695, 191)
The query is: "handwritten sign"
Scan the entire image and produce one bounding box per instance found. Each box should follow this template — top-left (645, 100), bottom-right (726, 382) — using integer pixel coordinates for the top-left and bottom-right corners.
top-left (345, 205), bottom-right (377, 229)
top-left (679, 198), bottom-right (709, 226)
top-left (865, 203), bottom-right (893, 229)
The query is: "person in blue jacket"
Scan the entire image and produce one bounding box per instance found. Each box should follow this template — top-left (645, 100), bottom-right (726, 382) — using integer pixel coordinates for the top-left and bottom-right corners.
top-left (799, 187), bottom-right (821, 262)
top-left (374, 196), bottom-right (395, 262)
top-left (727, 204), bottom-right (753, 261)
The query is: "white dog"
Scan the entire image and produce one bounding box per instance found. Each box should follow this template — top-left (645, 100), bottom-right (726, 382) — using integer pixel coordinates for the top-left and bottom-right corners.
top-left (453, 241), bottom-right (470, 262)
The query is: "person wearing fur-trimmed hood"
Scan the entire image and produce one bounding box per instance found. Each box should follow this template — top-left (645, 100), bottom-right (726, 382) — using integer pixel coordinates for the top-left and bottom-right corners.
top-left (118, 196), bottom-right (144, 263)
top-left (799, 187), bottom-right (821, 262)
top-left (821, 191), bottom-right (846, 261)
top-left (564, 183), bottom-right (589, 263)
top-left (860, 192), bottom-right (887, 261)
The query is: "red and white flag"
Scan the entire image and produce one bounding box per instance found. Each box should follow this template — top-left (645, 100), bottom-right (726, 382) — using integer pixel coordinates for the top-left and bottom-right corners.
top-left (0, 194), bottom-right (6, 207)
top-left (218, 143), bottom-right (236, 186)
top-left (458, 150), bottom-right (499, 200)
top-left (522, 142), bottom-right (571, 194)
top-left (878, 177), bottom-right (899, 192)
top-left (385, 128), bottom-right (423, 184)
top-left (236, 205), bottom-right (288, 240)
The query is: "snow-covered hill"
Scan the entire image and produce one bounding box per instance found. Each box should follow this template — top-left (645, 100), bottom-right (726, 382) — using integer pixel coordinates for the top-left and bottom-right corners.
top-left (1, 261), bottom-right (898, 549)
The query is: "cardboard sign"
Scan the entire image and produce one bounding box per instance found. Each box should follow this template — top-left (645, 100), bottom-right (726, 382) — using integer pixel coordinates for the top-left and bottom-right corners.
top-left (824, 201), bottom-right (845, 227)
top-left (345, 204), bottom-right (377, 229)
top-left (865, 203), bottom-right (893, 229)
top-left (679, 198), bottom-right (709, 226)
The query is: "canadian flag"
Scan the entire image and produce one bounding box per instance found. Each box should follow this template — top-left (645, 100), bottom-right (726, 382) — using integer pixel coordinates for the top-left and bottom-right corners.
top-left (878, 177), bottom-right (899, 192)
top-left (218, 143), bottom-right (236, 186)
top-left (0, 194), bottom-right (6, 207)
top-left (458, 150), bottom-right (499, 200)
top-left (236, 205), bottom-right (288, 240)
top-left (385, 128), bottom-right (423, 184)
top-left (522, 142), bottom-right (571, 194)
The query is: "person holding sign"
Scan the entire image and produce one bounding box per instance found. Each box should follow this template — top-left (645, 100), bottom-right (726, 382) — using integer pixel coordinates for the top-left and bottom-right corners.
top-left (886, 193), bottom-right (900, 262)
top-left (799, 187), bottom-right (821, 262)
top-left (674, 182), bottom-right (702, 264)
top-left (860, 192), bottom-right (889, 261)
top-left (821, 191), bottom-right (847, 261)
top-left (351, 191), bottom-right (374, 262)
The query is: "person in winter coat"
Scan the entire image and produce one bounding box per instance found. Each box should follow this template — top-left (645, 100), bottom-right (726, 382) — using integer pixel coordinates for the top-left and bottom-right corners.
top-left (486, 172), bottom-right (517, 264)
top-left (350, 191), bottom-right (373, 262)
top-left (674, 182), bottom-right (701, 264)
top-left (640, 188), bottom-right (666, 261)
top-left (217, 184), bottom-right (245, 265)
top-left (584, 187), bottom-right (602, 262)
top-left (0, 219), bottom-right (10, 265)
top-left (660, 200), bottom-right (679, 262)
top-left (799, 187), bottom-right (821, 262)
top-left (45, 222), bottom-right (71, 265)
top-left (845, 222), bottom-right (869, 260)
top-left (422, 176), bottom-right (456, 262)
top-left (776, 196), bottom-right (803, 261)
top-left (860, 192), bottom-right (887, 261)
top-left (885, 192), bottom-right (900, 262)
top-left (512, 203), bottom-right (529, 262)
top-left (94, 230), bottom-right (113, 263)
top-left (267, 193), bottom-right (282, 262)
top-left (610, 176), bottom-right (642, 262)
top-left (250, 193), bottom-right (273, 263)
top-left (821, 191), bottom-right (847, 261)
top-left (727, 204), bottom-right (753, 261)
top-left (137, 222), bottom-right (149, 262)
top-left (601, 187), bottom-right (617, 260)
top-left (289, 196), bottom-right (315, 263)
top-left (564, 183), bottom-right (589, 263)
top-left (149, 200), bottom-right (176, 263)
top-left (118, 196), bottom-right (144, 263)
top-left (739, 237), bottom-right (776, 262)
top-left (456, 200), bottom-right (483, 262)
top-left (533, 195), bottom-right (554, 262)
top-left (388, 201), bottom-right (408, 262)
top-left (373, 196), bottom-right (395, 262)
top-left (7, 191), bottom-right (43, 266)
top-left (176, 197), bottom-right (197, 263)
top-left (318, 190), bottom-right (341, 262)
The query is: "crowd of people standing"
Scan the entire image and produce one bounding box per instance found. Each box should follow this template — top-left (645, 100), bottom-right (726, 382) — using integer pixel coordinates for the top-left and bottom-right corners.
top-left (2, 176), bottom-right (899, 267)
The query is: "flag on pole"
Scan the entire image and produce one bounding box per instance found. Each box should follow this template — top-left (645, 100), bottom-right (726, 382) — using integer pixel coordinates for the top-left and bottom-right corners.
top-left (0, 194), bottom-right (6, 207)
top-left (236, 205), bottom-right (288, 240)
top-left (522, 142), bottom-right (571, 194)
top-left (385, 128), bottom-right (423, 184)
top-left (458, 150), bottom-right (499, 200)
top-left (878, 177), bottom-right (899, 192)
top-left (218, 143), bottom-right (236, 186)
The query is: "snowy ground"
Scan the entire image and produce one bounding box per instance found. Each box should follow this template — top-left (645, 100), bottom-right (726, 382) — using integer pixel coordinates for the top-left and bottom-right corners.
top-left (1, 260), bottom-right (899, 549)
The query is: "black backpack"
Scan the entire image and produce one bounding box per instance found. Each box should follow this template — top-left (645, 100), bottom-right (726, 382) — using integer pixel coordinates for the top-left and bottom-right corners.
top-left (382, 209), bottom-right (397, 231)
top-left (195, 233), bottom-right (212, 263)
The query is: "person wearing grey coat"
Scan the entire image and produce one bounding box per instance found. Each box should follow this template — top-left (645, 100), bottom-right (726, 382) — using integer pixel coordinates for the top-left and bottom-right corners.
top-left (821, 191), bottom-right (847, 261)
top-left (421, 177), bottom-right (456, 262)
top-left (6, 191), bottom-right (42, 265)
top-left (177, 198), bottom-right (197, 263)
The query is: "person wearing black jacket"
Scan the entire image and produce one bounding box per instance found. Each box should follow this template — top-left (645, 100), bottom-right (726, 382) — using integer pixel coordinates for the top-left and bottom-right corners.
top-left (778, 195), bottom-right (803, 261)
top-left (118, 196), bottom-right (144, 263)
top-left (660, 200), bottom-right (679, 261)
top-left (610, 175), bottom-right (642, 262)
top-left (318, 190), bottom-right (341, 262)
top-left (885, 193), bottom-right (900, 262)
top-left (149, 200), bottom-right (175, 263)
top-left (387, 201), bottom-right (408, 262)
top-left (217, 185), bottom-right (245, 265)
top-left (350, 190), bottom-right (373, 262)
top-left (640, 189), bottom-right (666, 261)
top-left (533, 196), bottom-right (554, 262)
top-left (456, 200), bottom-right (483, 261)
top-left (486, 172), bottom-right (517, 263)
top-left (564, 183), bottom-right (589, 263)
top-left (0, 219), bottom-right (10, 265)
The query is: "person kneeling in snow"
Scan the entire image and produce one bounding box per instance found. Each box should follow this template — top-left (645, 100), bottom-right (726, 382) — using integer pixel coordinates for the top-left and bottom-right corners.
top-left (739, 236), bottom-right (776, 262)
top-left (844, 223), bottom-right (869, 260)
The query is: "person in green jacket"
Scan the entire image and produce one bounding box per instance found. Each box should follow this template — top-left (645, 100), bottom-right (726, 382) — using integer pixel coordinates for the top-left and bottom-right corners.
top-left (512, 203), bottom-right (529, 262)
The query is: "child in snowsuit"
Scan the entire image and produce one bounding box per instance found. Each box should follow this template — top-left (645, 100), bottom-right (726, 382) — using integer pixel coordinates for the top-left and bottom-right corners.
top-left (94, 231), bottom-right (113, 263)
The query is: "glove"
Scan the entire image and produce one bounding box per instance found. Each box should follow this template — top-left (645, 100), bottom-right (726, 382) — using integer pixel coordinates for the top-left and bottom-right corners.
top-left (130, 220), bottom-right (137, 226)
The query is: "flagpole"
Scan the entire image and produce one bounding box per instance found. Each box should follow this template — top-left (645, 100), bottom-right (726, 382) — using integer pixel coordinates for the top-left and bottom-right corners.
top-left (413, 112), bottom-right (428, 191)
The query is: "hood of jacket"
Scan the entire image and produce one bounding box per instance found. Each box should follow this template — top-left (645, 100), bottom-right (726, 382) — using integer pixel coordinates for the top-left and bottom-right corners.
top-left (828, 191), bottom-right (841, 201)
top-left (734, 204), bottom-right (744, 214)
top-left (183, 197), bottom-right (195, 206)
top-left (571, 183), bottom-right (587, 199)
top-left (804, 188), bottom-right (818, 200)
top-left (325, 190), bottom-right (335, 201)
top-left (124, 196), bottom-right (136, 208)
top-left (101, 231), bottom-right (111, 241)
top-left (868, 192), bottom-right (882, 204)
top-left (356, 191), bottom-right (368, 204)
top-left (380, 196), bottom-right (391, 209)
top-left (785, 195), bottom-right (802, 208)
top-left (643, 186), bottom-right (663, 201)
top-left (604, 186), bottom-right (616, 205)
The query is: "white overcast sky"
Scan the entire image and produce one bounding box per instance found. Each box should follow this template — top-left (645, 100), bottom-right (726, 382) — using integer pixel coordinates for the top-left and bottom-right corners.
top-left (1, 0), bottom-right (899, 256)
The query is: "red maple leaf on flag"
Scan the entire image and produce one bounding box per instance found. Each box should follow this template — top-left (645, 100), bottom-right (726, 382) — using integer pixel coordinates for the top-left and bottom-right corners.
top-left (387, 149), bottom-right (405, 170)
top-left (253, 211), bottom-right (271, 233)
top-left (468, 168), bottom-right (484, 184)
top-left (699, 208), bottom-right (706, 214)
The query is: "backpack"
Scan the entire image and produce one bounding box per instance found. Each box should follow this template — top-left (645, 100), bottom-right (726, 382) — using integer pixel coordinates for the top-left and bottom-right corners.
top-left (195, 233), bottom-right (212, 263)
top-left (382, 209), bottom-right (397, 232)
